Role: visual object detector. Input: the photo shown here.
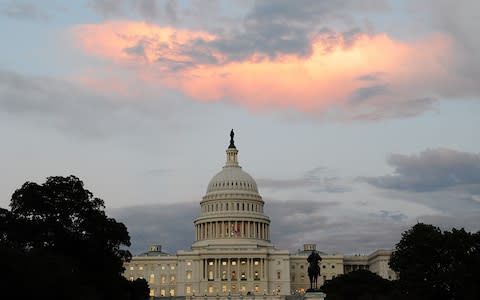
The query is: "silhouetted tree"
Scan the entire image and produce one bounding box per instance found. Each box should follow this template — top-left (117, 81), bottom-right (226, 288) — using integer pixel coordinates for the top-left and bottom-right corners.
top-left (129, 278), bottom-right (149, 300)
top-left (390, 223), bottom-right (480, 300)
top-left (321, 269), bottom-right (400, 300)
top-left (0, 175), bottom-right (142, 300)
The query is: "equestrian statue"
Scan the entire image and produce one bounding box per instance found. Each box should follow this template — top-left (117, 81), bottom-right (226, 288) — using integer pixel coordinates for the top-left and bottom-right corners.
top-left (307, 250), bottom-right (322, 291)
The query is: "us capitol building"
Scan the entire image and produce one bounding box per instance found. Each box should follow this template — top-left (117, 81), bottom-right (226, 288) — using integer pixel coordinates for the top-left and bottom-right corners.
top-left (124, 132), bottom-right (397, 298)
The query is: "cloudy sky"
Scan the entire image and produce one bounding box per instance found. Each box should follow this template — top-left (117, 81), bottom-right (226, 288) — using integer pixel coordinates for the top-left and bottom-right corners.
top-left (1, 0), bottom-right (479, 255)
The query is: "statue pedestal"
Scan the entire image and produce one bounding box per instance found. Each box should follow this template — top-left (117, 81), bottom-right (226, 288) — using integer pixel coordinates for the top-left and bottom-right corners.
top-left (304, 291), bottom-right (326, 300)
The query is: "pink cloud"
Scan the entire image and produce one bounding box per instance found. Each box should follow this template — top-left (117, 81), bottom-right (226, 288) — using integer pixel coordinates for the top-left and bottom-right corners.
top-left (71, 21), bottom-right (453, 118)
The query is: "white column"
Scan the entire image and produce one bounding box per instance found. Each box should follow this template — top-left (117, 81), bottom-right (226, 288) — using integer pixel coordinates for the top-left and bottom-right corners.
top-left (260, 258), bottom-right (263, 279)
top-left (227, 258), bottom-right (230, 281)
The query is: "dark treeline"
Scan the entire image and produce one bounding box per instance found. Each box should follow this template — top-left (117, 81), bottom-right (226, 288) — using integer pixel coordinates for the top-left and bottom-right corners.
top-left (322, 223), bottom-right (480, 300)
top-left (0, 175), bottom-right (148, 300)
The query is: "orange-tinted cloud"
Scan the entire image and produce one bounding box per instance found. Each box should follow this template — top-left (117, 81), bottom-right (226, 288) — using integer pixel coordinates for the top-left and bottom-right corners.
top-left (71, 21), bottom-right (453, 117)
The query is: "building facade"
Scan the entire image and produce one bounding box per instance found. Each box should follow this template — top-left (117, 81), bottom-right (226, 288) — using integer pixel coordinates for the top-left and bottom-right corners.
top-left (124, 133), bottom-right (397, 297)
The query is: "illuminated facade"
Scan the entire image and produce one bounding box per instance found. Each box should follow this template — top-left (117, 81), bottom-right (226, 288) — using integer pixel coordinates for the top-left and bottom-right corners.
top-left (124, 133), bottom-right (397, 297)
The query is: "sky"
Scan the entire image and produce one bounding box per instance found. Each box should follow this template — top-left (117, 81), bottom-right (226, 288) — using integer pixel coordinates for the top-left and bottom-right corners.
top-left (1, 0), bottom-right (479, 255)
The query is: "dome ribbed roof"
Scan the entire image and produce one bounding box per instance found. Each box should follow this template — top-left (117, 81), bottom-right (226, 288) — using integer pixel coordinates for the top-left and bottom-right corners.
top-left (206, 166), bottom-right (258, 193)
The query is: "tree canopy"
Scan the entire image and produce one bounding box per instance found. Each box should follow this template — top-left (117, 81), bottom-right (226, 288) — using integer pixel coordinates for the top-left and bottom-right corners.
top-left (0, 175), bottom-right (146, 300)
top-left (321, 269), bottom-right (400, 300)
top-left (389, 223), bottom-right (480, 300)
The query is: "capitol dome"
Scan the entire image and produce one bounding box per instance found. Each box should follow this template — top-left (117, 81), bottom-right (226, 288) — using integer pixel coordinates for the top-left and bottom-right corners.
top-left (192, 130), bottom-right (272, 249)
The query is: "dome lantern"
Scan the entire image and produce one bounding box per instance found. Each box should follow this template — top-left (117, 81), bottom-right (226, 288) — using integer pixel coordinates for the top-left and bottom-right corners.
top-left (225, 129), bottom-right (239, 167)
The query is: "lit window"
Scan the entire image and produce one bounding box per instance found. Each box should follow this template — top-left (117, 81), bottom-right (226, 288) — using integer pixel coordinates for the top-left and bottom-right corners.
top-left (222, 261), bottom-right (227, 266)
top-left (222, 285), bottom-right (227, 292)
top-left (129, 266), bottom-right (134, 270)
top-left (241, 260), bottom-right (246, 265)
top-left (232, 261), bottom-right (237, 266)
top-left (209, 261), bottom-right (214, 266)
top-left (208, 286), bottom-right (214, 293)
top-left (161, 276), bottom-right (166, 284)
top-left (170, 275), bottom-right (175, 283)
top-left (150, 289), bottom-right (155, 297)
top-left (186, 271), bottom-right (192, 280)
top-left (186, 286), bottom-right (192, 294)
top-left (139, 266), bottom-right (144, 270)
top-left (254, 261), bottom-right (259, 266)
top-left (241, 272), bottom-right (246, 280)
top-left (171, 265), bottom-right (175, 270)
top-left (149, 274), bottom-right (155, 284)
top-left (161, 265), bottom-right (165, 270)
top-left (170, 289), bottom-right (175, 296)
top-left (208, 271), bottom-right (214, 281)
top-left (255, 285), bottom-right (259, 293)
top-left (129, 277), bottom-right (134, 281)
top-left (161, 289), bottom-right (166, 296)
top-left (241, 286), bottom-right (246, 292)
top-left (187, 261), bottom-right (192, 266)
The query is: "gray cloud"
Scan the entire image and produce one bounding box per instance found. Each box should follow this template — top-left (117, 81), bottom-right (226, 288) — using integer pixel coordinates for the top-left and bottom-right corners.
top-left (257, 167), bottom-right (352, 193)
top-left (164, 0), bottom-right (178, 23)
top-left (89, 0), bottom-right (385, 62)
top-left (368, 210), bottom-right (407, 222)
top-left (89, 0), bottom-right (176, 21)
top-left (364, 148), bottom-right (480, 192)
top-left (0, 70), bottom-right (180, 138)
top-left (204, 0), bottom-right (384, 62)
top-left (110, 202), bottom-right (199, 254)
top-left (0, 1), bottom-right (49, 21)
top-left (356, 72), bottom-right (386, 82)
top-left (417, 213), bottom-right (480, 233)
top-left (343, 97), bottom-right (437, 121)
top-left (423, 1), bottom-right (480, 80)
top-left (349, 84), bottom-right (389, 104)
top-left (111, 199), bottom-right (414, 256)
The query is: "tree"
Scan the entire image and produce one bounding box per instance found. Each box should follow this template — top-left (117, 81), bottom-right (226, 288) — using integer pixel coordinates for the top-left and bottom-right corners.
top-left (389, 223), bottom-right (480, 300)
top-left (321, 269), bottom-right (400, 300)
top-left (129, 278), bottom-right (149, 300)
top-left (0, 175), bottom-right (139, 300)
